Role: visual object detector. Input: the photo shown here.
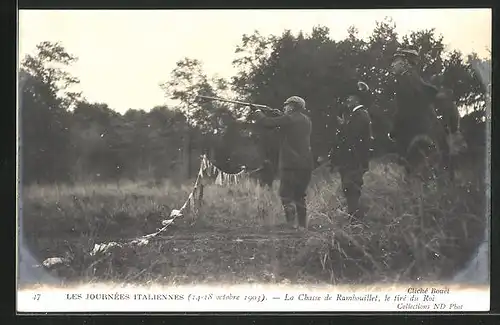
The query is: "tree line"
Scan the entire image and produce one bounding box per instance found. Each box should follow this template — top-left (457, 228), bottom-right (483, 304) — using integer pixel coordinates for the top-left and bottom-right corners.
top-left (20, 18), bottom-right (489, 185)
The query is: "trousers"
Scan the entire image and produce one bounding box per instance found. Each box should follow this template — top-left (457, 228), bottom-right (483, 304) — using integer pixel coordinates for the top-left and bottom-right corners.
top-left (279, 168), bottom-right (312, 228)
top-left (339, 165), bottom-right (368, 218)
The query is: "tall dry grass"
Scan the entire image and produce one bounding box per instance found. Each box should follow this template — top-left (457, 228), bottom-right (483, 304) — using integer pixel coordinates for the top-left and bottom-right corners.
top-left (20, 160), bottom-right (486, 286)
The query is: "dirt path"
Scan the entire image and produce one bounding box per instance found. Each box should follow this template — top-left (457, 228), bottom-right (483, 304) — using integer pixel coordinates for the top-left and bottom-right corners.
top-left (20, 214), bottom-right (484, 288)
top-left (155, 222), bottom-right (336, 242)
top-left (20, 221), bottom-right (348, 288)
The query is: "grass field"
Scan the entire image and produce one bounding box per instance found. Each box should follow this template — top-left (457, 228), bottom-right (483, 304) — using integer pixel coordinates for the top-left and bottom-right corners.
top-left (20, 160), bottom-right (486, 288)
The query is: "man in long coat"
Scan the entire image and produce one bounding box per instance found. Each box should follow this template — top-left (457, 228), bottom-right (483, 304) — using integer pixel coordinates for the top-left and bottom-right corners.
top-left (252, 96), bottom-right (314, 229)
top-left (329, 80), bottom-right (374, 219)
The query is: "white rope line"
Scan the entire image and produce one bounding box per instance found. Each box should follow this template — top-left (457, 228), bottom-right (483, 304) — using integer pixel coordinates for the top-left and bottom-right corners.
top-left (90, 154), bottom-right (253, 257)
top-left (89, 154), bottom-right (358, 256)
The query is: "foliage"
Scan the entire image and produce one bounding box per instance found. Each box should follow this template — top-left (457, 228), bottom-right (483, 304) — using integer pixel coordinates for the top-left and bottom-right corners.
top-left (20, 42), bottom-right (80, 184)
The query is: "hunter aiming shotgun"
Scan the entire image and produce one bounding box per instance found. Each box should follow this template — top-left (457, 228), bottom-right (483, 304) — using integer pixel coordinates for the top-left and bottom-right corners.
top-left (196, 95), bottom-right (283, 116)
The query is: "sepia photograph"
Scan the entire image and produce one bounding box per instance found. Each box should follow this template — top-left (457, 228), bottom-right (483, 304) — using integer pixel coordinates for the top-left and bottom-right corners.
top-left (17, 8), bottom-right (491, 312)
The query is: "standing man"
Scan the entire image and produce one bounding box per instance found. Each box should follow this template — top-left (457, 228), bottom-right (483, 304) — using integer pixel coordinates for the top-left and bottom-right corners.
top-left (389, 48), bottom-right (441, 160)
top-left (390, 48), bottom-right (456, 181)
top-left (252, 96), bottom-right (313, 229)
top-left (329, 80), bottom-right (374, 219)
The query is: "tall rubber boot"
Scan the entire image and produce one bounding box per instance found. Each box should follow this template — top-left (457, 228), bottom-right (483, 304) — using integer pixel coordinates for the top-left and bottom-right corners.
top-left (296, 198), bottom-right (308, 229)
top-left (282, 199), bottom-right (297, 228)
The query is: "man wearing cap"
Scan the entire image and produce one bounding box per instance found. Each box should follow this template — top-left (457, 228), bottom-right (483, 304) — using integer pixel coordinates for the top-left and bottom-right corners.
top-left (252, 96), bottom-right (313, 229)
top-left (329, 80), bottom-right (374, 219)
top-left (391, 48), bottom-right (440, 99)
top-left (389, 48), bottom-right (444, 169)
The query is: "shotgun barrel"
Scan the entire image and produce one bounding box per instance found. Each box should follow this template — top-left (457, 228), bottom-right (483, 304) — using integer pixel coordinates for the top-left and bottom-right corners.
top-left (196, 95), bottom-right (282, 115)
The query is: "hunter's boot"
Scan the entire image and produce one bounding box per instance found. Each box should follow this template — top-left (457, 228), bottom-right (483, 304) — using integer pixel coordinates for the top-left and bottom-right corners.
top-left (282, 200), bottom-right (297, 228)
top-left (345, 190), bottom-right (364, 220)
top-left (296, 198), bottom-right (308, 229)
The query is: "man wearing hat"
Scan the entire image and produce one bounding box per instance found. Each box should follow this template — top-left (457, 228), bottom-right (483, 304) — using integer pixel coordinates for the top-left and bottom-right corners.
top-left (391, 48), bottom-right (439, 94)
top-left (389, 48), bottom-right (442, 162)
top-left (329, 80), bottom-right (374, 219)
top-left (252, 96), bottom-right (313, 229)
top-left (391, 48), bottom-right (419, 75)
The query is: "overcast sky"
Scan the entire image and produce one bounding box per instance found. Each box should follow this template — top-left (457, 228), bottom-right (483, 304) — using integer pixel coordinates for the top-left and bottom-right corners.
top-left (19, 9), bottom-right (491, 114)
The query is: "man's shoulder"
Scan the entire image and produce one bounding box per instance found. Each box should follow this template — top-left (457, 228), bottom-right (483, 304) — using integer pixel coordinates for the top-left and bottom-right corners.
top-left (292, 111), bottom-right (312, 122)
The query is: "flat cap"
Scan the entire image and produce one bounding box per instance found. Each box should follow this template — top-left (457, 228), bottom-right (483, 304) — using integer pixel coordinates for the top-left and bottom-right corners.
top-left (284, 96), bottom-right (306, 110)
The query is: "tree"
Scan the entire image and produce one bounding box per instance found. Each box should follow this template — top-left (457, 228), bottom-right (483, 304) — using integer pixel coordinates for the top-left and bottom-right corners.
top-left (21, 25), bottom-right (487, 185)
top-left (228, 21), bottom-right (486, 166)
top-left (70, 101), bottom-right (124, 181)
top-left (363, 18), bottom-right (400, 154)
top-left (21, 41), bottom-right (82, 110)
top-left (160, 58), bottom-right (240, 177)
top-left (160, 58), bottom-right (232, 134)
top-left (20, 41), bottom-right (81, 184)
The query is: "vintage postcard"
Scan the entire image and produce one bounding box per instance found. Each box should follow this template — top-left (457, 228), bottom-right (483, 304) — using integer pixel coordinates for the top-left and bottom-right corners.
top-left (17, 8), bottom-right (491, 313)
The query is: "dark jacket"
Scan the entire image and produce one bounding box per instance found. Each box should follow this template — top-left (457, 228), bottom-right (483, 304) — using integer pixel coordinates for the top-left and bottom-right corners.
top-left (434, 88), bottom-right (460, 135)
top-left (395, 72), bottom-right (439, 111)
top-left (256, 110), bottom-right (313, 171)
top-left (392, 71), bottom-right (441, 143)
top-left (330, 105), bottom-right (373, 169)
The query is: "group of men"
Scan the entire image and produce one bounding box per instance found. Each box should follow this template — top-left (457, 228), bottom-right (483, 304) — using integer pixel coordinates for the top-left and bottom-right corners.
top-left (249, 47), bottom-right (456, 230)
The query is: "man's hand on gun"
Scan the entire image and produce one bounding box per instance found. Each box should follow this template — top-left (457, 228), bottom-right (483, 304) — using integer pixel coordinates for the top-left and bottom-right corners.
top-left (248, 104), bottom-right (282, 122)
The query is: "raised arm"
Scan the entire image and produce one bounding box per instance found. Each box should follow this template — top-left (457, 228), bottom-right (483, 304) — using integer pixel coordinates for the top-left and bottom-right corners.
top-left (253, 109), bottom-right (293, 128)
